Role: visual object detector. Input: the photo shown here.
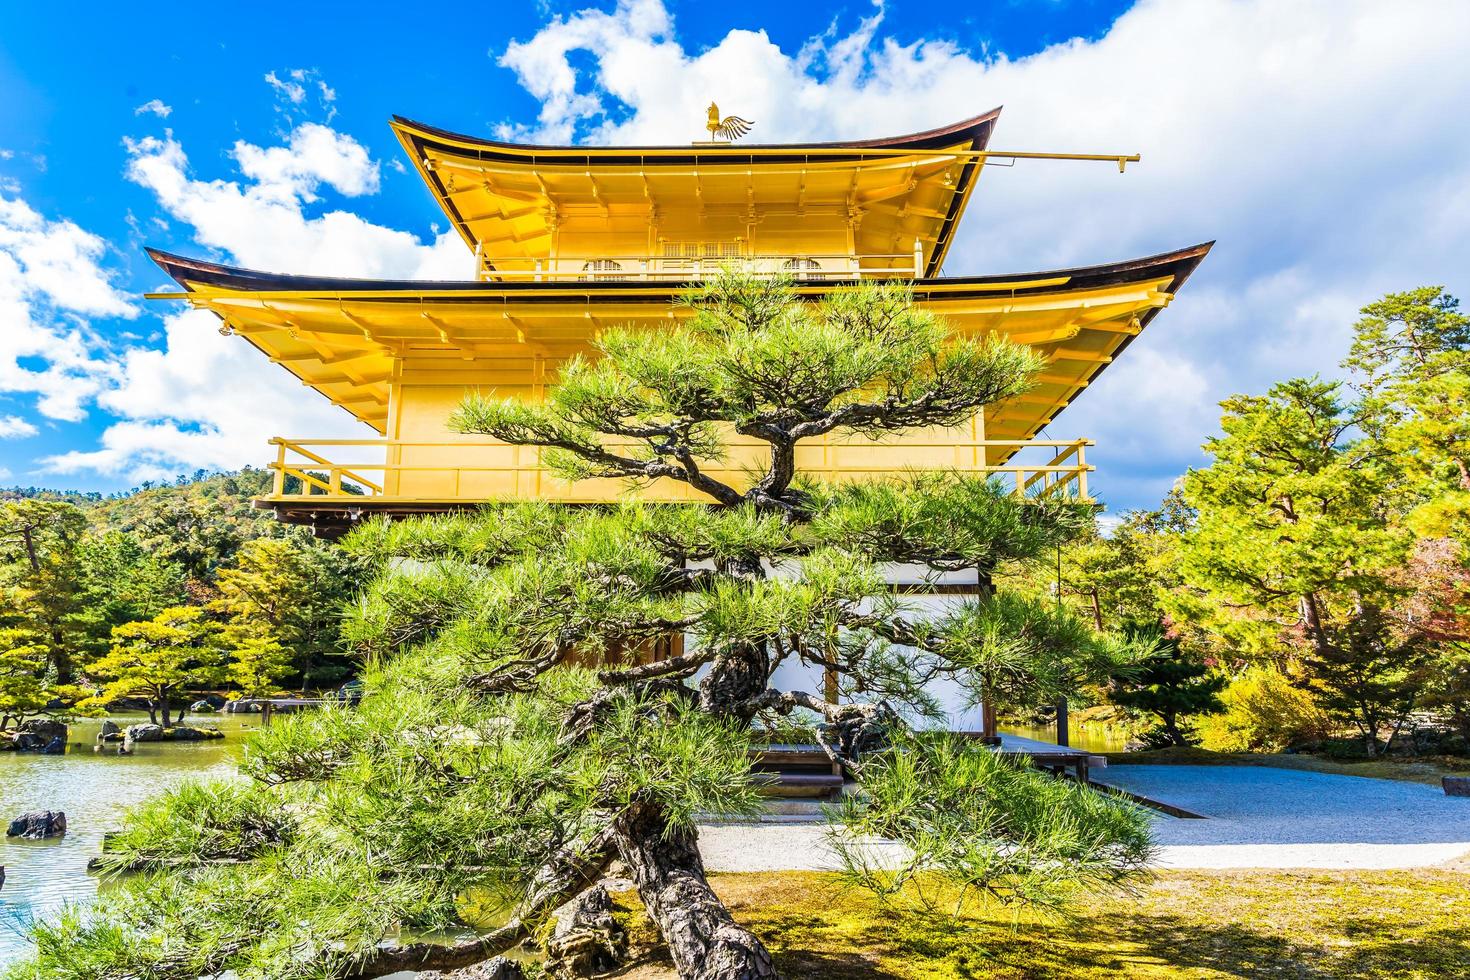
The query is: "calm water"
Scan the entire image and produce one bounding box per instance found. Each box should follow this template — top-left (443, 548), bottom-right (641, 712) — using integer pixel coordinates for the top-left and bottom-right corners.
top-left (0, 713), bottom-right (254, 965)
top-left (999, 720), bottom-right (1130, 754)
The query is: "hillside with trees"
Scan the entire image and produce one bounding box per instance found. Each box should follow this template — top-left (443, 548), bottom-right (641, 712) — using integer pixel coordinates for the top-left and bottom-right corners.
top-left (0, 469), bottom-right (364, 731)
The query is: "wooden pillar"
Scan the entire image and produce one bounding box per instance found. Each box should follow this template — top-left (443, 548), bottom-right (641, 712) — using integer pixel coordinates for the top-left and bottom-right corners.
top-left (1055, 697), bottom-right (1070, 747)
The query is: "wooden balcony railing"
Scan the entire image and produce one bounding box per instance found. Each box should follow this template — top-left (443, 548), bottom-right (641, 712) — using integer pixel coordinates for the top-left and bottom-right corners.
top-left (266, 437), bottom-right (1093, 504)
top-left (473, 250), bottom-right (924, 283)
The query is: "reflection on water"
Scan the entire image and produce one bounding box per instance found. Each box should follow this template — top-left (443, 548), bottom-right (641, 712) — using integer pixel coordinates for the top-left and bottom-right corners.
top-left (0, 713), bottom-right (253, 965)
top-left (999, 721), bottom-right (1129, 754)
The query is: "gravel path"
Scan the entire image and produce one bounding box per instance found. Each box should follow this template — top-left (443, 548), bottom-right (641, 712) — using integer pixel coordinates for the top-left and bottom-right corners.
top-left (1097, 764), bottom-right (1470, 869)
top-left (695, 766), bottom-right (1470, 872)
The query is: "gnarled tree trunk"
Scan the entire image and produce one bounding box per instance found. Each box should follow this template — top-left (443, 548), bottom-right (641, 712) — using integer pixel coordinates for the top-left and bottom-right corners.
top-left (613, 801), bottom-right (777, 980)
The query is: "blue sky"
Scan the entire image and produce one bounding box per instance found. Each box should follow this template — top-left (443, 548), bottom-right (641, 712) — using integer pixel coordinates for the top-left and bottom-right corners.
top-left (2, 0), bottom-right (1468, 513)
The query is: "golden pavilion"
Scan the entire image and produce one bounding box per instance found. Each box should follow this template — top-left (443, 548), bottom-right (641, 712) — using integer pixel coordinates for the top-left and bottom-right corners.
top-left (147, 107), bottom-right (1210, 537)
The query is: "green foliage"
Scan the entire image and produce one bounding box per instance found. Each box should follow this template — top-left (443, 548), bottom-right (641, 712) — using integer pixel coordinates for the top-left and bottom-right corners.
top-left (212, 537), bottom-right (363, 688)
top-left (1195, 665), bottom-right (1331, 753)
top-left (828, 733), bottom-right (1154, 915)
top-left (1108, 634), bottom-right (1226, 748)
top-left (451, 273), bottom-right (1042, 504)
top-left (1172, 376), bottom-right (1427, 749)
top-left (0, 499), bottom-right (87, 680)
top-left (1346, 287), bottom-right (1470, 510)
top-left (0, 628), bottom-right (49, 729)
top-left (224, 630), bottom-right (294, 697)
top-left (88, 606), bottom-right (227, 726)
top-left (83, 468), bottom-right (288, 580)
top-left (68, 530), bottom-right (188, 665)
top-left (933, 592), bottom-right (1150, 716)
top-left (96, 779), bottom-right (297, 870)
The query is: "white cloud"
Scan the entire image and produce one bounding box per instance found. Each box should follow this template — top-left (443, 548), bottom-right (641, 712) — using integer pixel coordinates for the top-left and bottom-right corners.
top-left (264, 68), bottom-right (338, 125)
top-left (495, 0), bottom-right (1470, 510)
top-left (0, 192), bottom-right (134, 422)
top-left (32, 106), bottom-right (471, 482)
top-left (124, 125), bottom-right (464, 278)
top-left (0, 415), bottom-right (39, 438)
top-left (41, 308), bottom-right (366, 483)
top-left (264, 69), bottom-right (307, 105)
top-left (7, 105), bottom-right (468, 483)
top-left (133, 99), bottom-right (172, 118)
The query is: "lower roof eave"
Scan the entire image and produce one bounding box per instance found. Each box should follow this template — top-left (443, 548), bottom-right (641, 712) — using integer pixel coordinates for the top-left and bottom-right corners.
top-left (146, 242), bottom-right (1214, 303)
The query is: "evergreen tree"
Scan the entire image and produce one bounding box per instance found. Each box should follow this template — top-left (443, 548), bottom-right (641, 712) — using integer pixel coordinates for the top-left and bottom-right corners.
top-left (1108, 633), bottom-right (1225, 747)
top-left (224, 629), bottom-right (294, 698)
top-left (1173, 379), bottom-right (1427, 752)
top-left (68, 530), bottom-right (188, 667)
top-left (211, 537), bottom-right (362, 689)
top-left (0, 500), bottom-right (87, 681)
top-left (88, 606), bottom-right (226, 726)
top-left (12, 275), bottom-right (1154, 980)
top-left (0, 628), bottom-right (48, 730)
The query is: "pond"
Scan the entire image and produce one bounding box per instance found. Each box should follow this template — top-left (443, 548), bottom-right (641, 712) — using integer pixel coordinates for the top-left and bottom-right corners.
top-left (0, 713), bottom-right (253, 965)
top-left (999, 720), bottom-right (1130, 754)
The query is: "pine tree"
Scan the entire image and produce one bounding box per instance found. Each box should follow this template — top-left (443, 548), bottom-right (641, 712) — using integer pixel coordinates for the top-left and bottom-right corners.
top-left (14, 274), bottom-right (1155, 980)
top-left (1173, 379), bottom-right (1426, 752)
top-left (88, 606), bottom-right (227, 726)
top-left (212, 537), bottom-right (361, 689)
top-left (1108, 633), bottom-right (1225, 747)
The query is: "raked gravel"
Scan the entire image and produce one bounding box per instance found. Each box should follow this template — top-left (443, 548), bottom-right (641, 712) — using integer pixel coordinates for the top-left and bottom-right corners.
top-left (695, 765), bottom-right (1470, 872)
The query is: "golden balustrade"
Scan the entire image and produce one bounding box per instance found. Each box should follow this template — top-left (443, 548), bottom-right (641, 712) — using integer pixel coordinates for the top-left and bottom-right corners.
top-left (266, 436), bottom-right (1093, 504)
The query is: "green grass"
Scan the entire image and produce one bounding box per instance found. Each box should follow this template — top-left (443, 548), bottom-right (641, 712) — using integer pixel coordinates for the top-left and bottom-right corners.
top-left (610, 868), bottom-right (1470, 978)
top-left (1102, 745), bottom-right (1470, 787)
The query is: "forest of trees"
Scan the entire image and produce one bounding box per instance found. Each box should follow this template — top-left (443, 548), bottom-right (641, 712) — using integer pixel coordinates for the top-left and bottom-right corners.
top-left (0, 469), bottom-right (364, 729)
top-left (1051, 287), bottom-right (1470, 756)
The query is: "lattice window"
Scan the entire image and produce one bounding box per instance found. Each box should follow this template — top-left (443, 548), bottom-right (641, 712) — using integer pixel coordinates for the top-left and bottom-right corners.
top-left (580, 259), bottom-right (626, 282)
top-left (659, 241), bottom-right (741, 273)
top-left (782, 257), bottom-right (824, 279)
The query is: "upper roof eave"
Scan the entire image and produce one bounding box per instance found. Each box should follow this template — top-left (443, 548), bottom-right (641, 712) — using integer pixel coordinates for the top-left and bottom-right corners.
top-left (388, 107), bottom-right (1002, 158)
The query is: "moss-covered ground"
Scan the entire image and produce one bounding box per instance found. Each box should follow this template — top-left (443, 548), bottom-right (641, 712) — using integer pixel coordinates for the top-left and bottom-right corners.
top-left (609, 867), bottom-right (1470, 978)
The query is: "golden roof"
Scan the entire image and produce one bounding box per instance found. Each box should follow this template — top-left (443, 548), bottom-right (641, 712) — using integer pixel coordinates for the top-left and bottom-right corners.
top-left (389, 111), bottom-right (1002, 278)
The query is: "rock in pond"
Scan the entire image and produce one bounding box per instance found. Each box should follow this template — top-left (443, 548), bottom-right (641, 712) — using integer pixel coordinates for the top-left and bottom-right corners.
top-left (98, 720), bottom-right (122, 741)
top-left (1445, 776), bottom-right (1470, 797)
top-left (122, 724), bottom-right (224, 743)
top-left (8, 720), bottom-right (68, 753)
top-left (190, 700), bottom-right (219, 713)
top-left (7, 811), bottom-right (67, 840)
top-left (166, 726), bottom-right (224, 741)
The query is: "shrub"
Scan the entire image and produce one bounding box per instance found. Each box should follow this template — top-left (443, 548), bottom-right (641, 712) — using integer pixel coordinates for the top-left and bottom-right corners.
top-left (1196, 665), bottom-right (1330, 753)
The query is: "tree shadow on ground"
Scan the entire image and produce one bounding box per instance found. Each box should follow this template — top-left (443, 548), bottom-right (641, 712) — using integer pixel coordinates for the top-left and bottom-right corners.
top-left (1092, 913), bottom-right (1470, 979)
